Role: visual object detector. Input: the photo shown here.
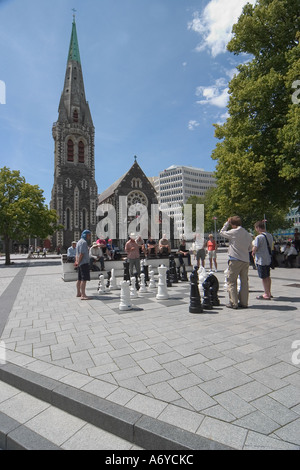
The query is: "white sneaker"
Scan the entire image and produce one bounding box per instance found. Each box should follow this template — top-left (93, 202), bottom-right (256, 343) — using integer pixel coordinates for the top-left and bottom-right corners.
top-left (214, 269), bottom-right (218, 273)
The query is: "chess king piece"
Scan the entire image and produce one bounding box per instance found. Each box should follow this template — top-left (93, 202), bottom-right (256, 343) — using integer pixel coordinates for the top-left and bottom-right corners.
top-left (156, 265), bottom-right (169, 300)
top-left (119, 281), bottom-right (133, 311)
top-left (130, 277), bottom-right (138, 298)
top-left (189, 271), bottom-right (203, 314)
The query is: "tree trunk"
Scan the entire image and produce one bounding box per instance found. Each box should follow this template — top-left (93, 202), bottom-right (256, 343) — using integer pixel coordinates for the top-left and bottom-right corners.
top-left (4, 235), bottom-right (11, 265)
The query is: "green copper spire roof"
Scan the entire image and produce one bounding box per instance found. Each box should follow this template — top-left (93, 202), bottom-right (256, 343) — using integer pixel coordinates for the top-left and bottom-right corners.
top-left (68, 17), bottom-right (81, 64)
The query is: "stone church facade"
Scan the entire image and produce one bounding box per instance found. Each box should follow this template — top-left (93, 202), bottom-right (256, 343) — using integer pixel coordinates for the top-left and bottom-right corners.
top-left (97, 158), bottom-right (158, 247)
top-left (50, 18), bottom-right (98, 250)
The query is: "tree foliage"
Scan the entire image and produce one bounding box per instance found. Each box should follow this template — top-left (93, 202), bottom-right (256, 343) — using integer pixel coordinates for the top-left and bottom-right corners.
top-left (211, 0), bottom-right (300, 232)
top-left (0, 167), bottom-right (61, 264)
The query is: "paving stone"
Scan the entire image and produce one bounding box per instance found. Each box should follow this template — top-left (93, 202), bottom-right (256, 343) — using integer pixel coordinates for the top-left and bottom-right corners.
top-left (251, 395), bottom-right (299, 426)
top-left (270, 385), bottom-right (300, 409)
top-left (273, 418), bottom-right (300, 446)
top-left (214, 390), bottom-right (256, 418)
top-left (179, 386), bottom-right (217, 411)
top-left (197, 416), bottom-right (247, 450)
top-left (244, 431), bottom-right (300, 450)
top-left (157, 404), bottom-right (204, 433)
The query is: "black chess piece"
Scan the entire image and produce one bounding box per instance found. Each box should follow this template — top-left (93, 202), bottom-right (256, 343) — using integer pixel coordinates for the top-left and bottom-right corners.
top-left (206, 274), bottom-right (220, 306)
top-left (177, 265), bottom-right (182, 282)
top-left (166, 269), bottom-right (172, 287)
top-left (202, 277), bottom-right (213, 310)
top-left (123, 259), bottom-right (130, 281)
top-left (181, 263), bottom-right (188, 282)
top-left (169, 254), bottom-right (178, 283)
top-left (134, 272), bottom-right (140, 290)
top-left (189, 271), bottom-right (203, 314)
top-left (141, 262), bottom-right (149, 285)
top-left (106, 271), bottom-right (111, 288)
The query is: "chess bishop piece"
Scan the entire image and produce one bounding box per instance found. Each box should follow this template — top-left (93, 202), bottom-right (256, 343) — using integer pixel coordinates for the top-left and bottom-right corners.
top-left (139, 273), bottom-right (148, 293)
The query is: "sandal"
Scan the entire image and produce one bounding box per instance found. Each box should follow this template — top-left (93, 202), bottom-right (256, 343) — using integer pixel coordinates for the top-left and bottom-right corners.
top-left (256, 295), bottom-right (271, 300)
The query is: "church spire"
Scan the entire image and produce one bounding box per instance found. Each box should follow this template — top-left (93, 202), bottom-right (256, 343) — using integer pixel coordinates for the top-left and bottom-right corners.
top-left (57, 17), bottom-right (93, 127)
top-left (68, 16), bottom-right (81, 64)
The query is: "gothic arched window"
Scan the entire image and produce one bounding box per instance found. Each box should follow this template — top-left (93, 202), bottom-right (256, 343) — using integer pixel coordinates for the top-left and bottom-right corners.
top-left (78, 141), bottom-right (85, 163)
top-left (67, 139), bottom-right (74, 162)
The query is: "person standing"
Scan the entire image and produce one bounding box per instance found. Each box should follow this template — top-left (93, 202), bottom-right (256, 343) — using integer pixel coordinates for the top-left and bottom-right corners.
top-left (220, 216), bottom-right (253, 309)
top-left (207, 234), bottom-right (218, 272)
top-left (75, 230), bottom-right (91, 300)
top-left (125, 233), bottom-right (141, 278)
top-left (252, 221), bottom-right (274, 299)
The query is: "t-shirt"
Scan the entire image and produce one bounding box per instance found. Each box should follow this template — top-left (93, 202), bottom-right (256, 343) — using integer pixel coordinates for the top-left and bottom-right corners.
top-left (207, 240), bottom-right (216, 251)
top-left (76, 238), bottom-right (90, 266)
top-left (253, 232), bottom-right (273, 266)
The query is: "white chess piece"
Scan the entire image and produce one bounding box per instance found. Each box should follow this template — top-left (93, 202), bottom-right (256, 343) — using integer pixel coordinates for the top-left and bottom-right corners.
top-left (130, 277), bottom-right (138, 298)
top-left (98, 275), bottom-right (107, 294)
top-left (237, 276), bottom-right (241, 292)
top-left (139, 273), bottom-right (147, 293)
top-left (109, 268), bottom-right (118, 290)
top-left (156, 265), bottom-right (169, 300)
top-left (148, 270), bottom-right (156, 290)
top-left (119, 281), bottom-right (133, 311)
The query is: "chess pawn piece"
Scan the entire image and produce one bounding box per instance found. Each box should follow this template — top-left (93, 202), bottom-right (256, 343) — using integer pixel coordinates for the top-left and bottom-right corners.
top-left (139, 273), bottom-right (148, 293)
top-left (119, 281), bottom-right (133, 311)
top-left (156, 265), bottom-right (169, 300)
top-left (130, 277), bottom-right (138, 298)
top-left (189, 271), bottom-right (203, 314)
top-left (148, 270), bottom-right (156, 289)
top-left (98, 275), bottom-right (107, 294)
top-left (123, 259), bottom-right (130, 281)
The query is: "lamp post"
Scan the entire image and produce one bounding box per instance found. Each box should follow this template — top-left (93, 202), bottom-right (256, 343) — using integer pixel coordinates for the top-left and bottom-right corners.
top-left (213, 216), bottom-right (217, 242)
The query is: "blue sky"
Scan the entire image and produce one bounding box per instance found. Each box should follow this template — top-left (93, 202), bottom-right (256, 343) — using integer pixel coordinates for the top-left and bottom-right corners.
top-left (0, 0), bottom-right (255, 205)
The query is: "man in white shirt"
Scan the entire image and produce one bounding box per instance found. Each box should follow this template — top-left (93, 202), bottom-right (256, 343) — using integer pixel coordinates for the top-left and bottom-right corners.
top-left (220, 216), bottom-right (253, 309)
top-left (252, 220), bottom-right (273, 299)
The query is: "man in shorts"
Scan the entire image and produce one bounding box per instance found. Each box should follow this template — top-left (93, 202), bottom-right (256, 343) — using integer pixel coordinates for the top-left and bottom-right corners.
top-left (75, 229), bottom-right (92, 300)
top-left (252, 221), bottom-right (273, 300)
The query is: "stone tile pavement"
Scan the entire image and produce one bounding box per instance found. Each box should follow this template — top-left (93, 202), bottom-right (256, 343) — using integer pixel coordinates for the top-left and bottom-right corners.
top-left (0, 253), bottom-right (300, 450)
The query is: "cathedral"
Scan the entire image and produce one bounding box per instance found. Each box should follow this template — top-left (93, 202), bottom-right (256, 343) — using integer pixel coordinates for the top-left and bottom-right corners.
top-left (50, 17), bottom-right (98, 250)
top-left (50, 17), bottom-right (158, 251)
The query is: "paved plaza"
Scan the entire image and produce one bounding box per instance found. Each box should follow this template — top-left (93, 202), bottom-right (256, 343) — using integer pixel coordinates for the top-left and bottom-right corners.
top-left (0, 252), bottom-right (300, 450)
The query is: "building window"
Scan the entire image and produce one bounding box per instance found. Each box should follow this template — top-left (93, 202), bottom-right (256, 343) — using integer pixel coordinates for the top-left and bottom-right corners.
top-left (73, 109), bottom-right (78, 122)
top-left (78, 141), bottom-right (85, 163)
top-left (67, 139), bottom-right (74, 162)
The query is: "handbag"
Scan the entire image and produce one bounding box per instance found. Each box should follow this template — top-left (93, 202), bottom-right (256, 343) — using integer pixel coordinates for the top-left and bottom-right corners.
top-left (262, 233), bottom-right (277, 269)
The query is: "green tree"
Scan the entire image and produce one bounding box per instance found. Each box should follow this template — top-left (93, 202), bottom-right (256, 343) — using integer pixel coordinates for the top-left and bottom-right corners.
top-left (212, 0), bottom-right (300, 231)
top-left (0, 167), bottom-right (61, 265)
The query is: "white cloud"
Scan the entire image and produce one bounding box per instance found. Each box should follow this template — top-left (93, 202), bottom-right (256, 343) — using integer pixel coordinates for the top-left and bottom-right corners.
top-left (196, 78), bottom-right (229, 108)
top-left (188, 0), bottom-right (257, 57)
top-left (188, 120), bottom-right (200, 130)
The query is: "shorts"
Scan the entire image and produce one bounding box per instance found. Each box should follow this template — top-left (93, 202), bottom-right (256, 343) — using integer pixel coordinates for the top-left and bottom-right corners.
top-left (78, 263), bottom-right (90, 282)
top-left (196, 249), bottom-right (206, 261)
top-left (208, 250), bottom-right (216, 259)
top-left (257, 264), bottom-right (271, 279)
